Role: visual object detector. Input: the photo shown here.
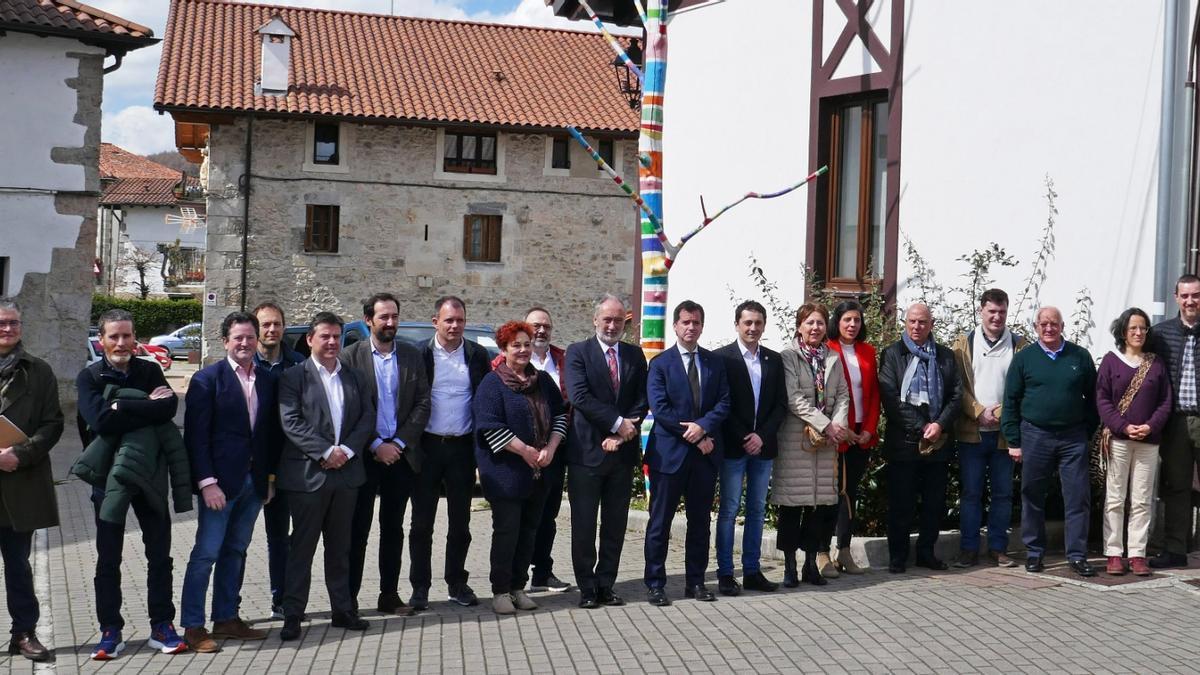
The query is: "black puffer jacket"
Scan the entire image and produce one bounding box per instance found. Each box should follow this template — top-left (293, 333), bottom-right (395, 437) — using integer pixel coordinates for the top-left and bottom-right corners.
top-left (878, 339), bottom-right (962, 462)
top-left (1148, 316), bottom-right (1200, 411)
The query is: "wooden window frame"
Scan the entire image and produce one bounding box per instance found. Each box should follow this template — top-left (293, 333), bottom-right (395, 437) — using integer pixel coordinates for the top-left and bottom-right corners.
top-left (462, 214), bottom-right (502, 262)
top-left (305, 204), bottom-right (340, 253)
top-left (444, 131), bottom-right (498, 175)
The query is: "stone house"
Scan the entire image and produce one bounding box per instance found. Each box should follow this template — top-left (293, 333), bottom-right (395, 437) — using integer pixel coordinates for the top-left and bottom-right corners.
top-left (97, 143), bottom-right (205, 298)
top-left (153, 0), bottom-right (642, 357)
top-left (0, 0), bottom-right (156, 400)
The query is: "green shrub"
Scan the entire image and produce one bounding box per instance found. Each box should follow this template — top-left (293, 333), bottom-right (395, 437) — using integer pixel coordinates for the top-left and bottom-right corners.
top-left (90, 294), bottom-right (202, 338)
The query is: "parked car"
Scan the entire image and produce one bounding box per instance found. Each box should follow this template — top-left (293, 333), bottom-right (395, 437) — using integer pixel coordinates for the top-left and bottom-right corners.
top-left (140, 343), bottom-right (172, 371)
top-left (281, 320), bottom-right (499, 359)
top-left (87, 339), bottom-right (166, 374)
top-left (149, 322), bottom-right (202, 359)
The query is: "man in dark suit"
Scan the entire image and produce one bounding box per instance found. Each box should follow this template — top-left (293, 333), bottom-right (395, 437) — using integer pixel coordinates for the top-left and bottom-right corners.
top-left (340, 293), bottom-right (430, 617)
top-left (410, 296), bottom-right (491, 610)
top-left (564, 293), bottom-right (648, 609)
top-left (276, 312), bottom-right (375, 641)
top-left (644, 300), bottom-right (731, 605)
top-left (713, 301), bottom-right (786, 595)
top-left (180, 311), bottom-right (279, 652)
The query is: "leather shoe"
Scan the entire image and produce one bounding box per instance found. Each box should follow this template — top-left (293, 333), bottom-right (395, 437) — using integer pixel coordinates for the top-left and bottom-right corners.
top-left (1025, 557), bottom-right (1044, 573)
top-left (598, 588), bottom-right (625, 606)
top-left (684, 584), bottom-right (716, 601)
top-left (408, 587), bottom-right (430, 612)
top-left (952, 550), bottom-right (978, 569)
top-left (888, 562), bottom-right (906, 574)
top-left (741, 571), bottom-right (778, 592)
top-left (279, 617), bottom-right (301, 641)
top-left (578, 592), bottom-right (599, 609)
top-left (1069, 559), bottom-right (1097, 578)
top-left (377, 592), bottom-right (415, 617)
top-left (915, 556), bottom-right (948, 571)
top-left (717, 575), bottom-right (741, 596)
top-left (8, 632), bottom-right (50, 662)
top-left (646, 587), bottom-right (671, 607)
top-left (1149, 552), bottom-right (1189, 569)
top-left (330, 611), bottom-right (369, 631)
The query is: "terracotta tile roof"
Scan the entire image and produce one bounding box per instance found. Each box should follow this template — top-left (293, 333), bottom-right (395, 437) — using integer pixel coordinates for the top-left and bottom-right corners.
top-left (100, 176), bottom-right (203, 206)
top-left (0, 0), bottom-right (155, 45)
top-left (154, 0), bottom-right (640, 134)
top-left (100, 143), bottom-right (182, 179)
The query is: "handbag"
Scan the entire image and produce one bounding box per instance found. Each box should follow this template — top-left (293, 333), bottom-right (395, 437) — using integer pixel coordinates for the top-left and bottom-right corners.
top-left (1090, 354), bottom-right (1155, 487)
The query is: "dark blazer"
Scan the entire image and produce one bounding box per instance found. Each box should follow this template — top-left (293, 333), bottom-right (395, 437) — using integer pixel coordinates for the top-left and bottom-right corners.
top-left (714, 341), bottom-right (787, 460)
top-left (340, 339), bottom-right (431, 472)
top-left (645, 345), bottom-right (731, 474)
top-left (878, 340), bottom-right (963, 462)
top-left (420, 337), bottom-right (492, 399)
top-left (276, 359), bottom-right (374, 492)
top-left (184, 359), bottom-right (280, 500)
top-left (0, 351), bottom-right (62, 532)
top-left (564, 338), bottom-right (649, 467)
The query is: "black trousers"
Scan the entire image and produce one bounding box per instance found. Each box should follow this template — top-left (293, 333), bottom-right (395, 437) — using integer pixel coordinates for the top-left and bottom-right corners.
top-left (349, 457), bottom-right (416, 605)
top-left (92, 486), bottom-right (174, 629)
top-left (644, 453), bottom-right (717, 588)
top-left (886, 460), bottom-right (949, 564)
top-left (776, 504), bottom-right (836, 555)
top-left (568, 457), bottom-right (632, 593)
top-left (282, 486), bottom-right (357, 617)
top-left (821, 445), bottom-right (871, 551)
top-left (531, 458), bottom-right (565, 582)
top-left (261, 489), bottom-right (290, 608)
top-left (1159, 414), bottom-right (1200, 555)
top-left (0, 527), bottom-right (36, 634)
top-left (409, 433), bottom-right (476, 591)
top-left (489, 480), bottom-right (549, 595)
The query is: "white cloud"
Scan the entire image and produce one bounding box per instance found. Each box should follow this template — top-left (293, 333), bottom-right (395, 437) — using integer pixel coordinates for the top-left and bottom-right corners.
top-left (102, 105), bottom-right (176, 155)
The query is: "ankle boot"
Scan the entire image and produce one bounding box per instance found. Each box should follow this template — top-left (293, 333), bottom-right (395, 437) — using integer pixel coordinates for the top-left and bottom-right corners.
top-left (837, 548), bottom-right (866, 574)
top-left (802, 555), bottom-right (829, 586)
top-left (816, 551), bottom-right (840, 578)
top-left (782, 551), bottom-right (799, 588)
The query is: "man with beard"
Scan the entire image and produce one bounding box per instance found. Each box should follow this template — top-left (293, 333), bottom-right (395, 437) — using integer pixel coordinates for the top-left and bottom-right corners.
top-left (340, 293), bottom-right (430, 616)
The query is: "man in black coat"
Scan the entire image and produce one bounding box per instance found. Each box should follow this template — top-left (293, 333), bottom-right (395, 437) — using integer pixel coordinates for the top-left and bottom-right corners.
top-left (410, 296), bottom-right (491, 610)
top-left (878, 303), bottom-right (962, 574)
top-left (564, 293), bottom-right (648, 609)
top-left (713, 301), bottom-right (786, 595)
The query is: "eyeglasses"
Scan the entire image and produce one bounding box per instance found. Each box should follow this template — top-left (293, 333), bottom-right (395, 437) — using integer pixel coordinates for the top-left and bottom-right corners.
top-left (1035, 322), bottom-right (1062, 329)
top-left (0, 320), bottom-right (20, 330)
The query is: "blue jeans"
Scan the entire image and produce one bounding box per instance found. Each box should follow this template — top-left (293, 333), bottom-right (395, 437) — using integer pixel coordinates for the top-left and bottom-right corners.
top-left (958, 431), bottom-right (1014, 553)
top-left (716, 455), bottom-right (774, 576)
top-left (1019, 422), bottom-right (1090, 561)
top-left (181, 475), bottom-right (262, 627)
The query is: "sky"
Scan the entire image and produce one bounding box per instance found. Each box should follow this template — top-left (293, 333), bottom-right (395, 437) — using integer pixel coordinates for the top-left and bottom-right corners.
top-left (98, 0), bottom-right (596, 155)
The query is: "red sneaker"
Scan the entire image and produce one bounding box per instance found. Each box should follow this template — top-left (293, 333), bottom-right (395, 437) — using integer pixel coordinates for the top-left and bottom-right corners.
top-left (1106, 556), bottom-right (1126, 575)
top-left (1129, 557), bottom-right (1152, 576)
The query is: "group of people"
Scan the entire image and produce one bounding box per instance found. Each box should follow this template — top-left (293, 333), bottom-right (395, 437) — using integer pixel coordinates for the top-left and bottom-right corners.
top-left (2, 275), bottom-right (1200, 661)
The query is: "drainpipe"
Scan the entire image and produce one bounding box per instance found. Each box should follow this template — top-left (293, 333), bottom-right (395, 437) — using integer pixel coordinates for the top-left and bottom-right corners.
top-left (239, 115), bottom-right (253, 311)
top-left (1156, 0), bottom-right (1189, 317)
top-left (102, 52), bottom-right (124, 74)
top-left (1185, 3), bottom-right (1200, 275)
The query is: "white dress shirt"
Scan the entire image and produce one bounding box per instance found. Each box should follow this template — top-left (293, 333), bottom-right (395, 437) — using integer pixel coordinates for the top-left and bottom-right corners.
top-left (426, 335), bottom-right (473, 436)
top-left (530, 347), bottom-right (560, 389)
top-left (738, 339), bottom-right (762, 418)
top-left (598, 335), bottom-right (625, 433)
top-left (313, 357), bottom-right (355, 460)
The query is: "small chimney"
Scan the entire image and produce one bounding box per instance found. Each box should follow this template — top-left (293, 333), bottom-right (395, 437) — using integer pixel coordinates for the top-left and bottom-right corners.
top-left (256, 16), bottom-right (295, 96)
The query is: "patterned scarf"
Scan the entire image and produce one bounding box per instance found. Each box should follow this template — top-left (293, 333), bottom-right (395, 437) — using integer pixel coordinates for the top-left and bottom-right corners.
top-left (495, 361), bottom-right (550, 448)
top-left (901, 332), bottom-right (943, 415)
top-left (0, 342), bottom-right (24, 402)
top-left (794, 337), bottom-right (827, 409)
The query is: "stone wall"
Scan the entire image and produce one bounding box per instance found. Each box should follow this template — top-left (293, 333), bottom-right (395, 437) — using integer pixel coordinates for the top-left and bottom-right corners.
top-left (202, 118), bottom-right (638, 356)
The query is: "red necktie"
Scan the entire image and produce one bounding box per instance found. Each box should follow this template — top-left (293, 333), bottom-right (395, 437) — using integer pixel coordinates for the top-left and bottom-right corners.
top-left (606, 347), bottom-right (619, 392)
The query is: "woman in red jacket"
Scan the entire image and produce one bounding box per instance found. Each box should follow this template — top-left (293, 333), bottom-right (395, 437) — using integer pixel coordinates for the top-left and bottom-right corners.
top-left (820, 301), bottom-right (881, 575)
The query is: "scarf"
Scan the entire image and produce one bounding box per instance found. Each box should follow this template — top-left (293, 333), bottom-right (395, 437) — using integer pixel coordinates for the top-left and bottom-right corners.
top-left (900, 333), bottom-right (943, 415)
top-left (794, 337), bottom-right (827, 409)
top-left (495, 361), bottom-right (550, 448)
top-left (0, 342), bottom-right (24, 402)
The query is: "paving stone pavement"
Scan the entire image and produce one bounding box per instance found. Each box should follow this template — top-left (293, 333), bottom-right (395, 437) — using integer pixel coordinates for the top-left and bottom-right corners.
top-left (3, 430), bottom-right (1200, 673)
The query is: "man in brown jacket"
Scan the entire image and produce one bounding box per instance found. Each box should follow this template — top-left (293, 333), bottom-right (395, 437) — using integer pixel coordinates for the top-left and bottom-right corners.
top-left (0, 298), bottom-right (62, 661)
top-left (950, 289), bottom-right (1027, 568)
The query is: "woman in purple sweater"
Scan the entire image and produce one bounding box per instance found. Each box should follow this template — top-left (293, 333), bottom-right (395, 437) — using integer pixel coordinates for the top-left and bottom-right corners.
top-left (1096, 307), bottom-right (1172, 577)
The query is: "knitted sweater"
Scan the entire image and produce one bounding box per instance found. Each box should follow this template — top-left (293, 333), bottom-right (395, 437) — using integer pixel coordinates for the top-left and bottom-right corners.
top-left (473, 370), bottom-right (566, 501)
top-left (1001, 341), bottom-right (1099, 447)
top-left (1096, 352), bottom-right (1172, 443)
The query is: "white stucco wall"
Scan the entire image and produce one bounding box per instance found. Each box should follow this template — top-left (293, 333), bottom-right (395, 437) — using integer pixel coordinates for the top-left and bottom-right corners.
top-left (115, 206), bottom-right (207, 296)
top-left (4, 194), bottom-right (90, 295)
top-left (660, 0), bottom-right (1173, 351)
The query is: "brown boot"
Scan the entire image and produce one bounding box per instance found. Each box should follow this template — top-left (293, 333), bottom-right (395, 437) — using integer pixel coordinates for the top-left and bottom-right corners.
top-left (183, 627), bottom-right (220, 653)
top-left (8, 631), bottom-right (51, 662)
top-left (816, 552), bottom-right (840, 578)
top-left (211, 617), bottom-right (268, 640)
top-left (836, 548), bottom-right (866, 574)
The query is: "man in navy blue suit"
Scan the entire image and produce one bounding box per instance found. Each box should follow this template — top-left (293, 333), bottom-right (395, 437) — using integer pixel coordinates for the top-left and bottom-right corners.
top-left (180, 311), bottom-right (280, 652)
top-left (644, 300), bottom-right (731, 605)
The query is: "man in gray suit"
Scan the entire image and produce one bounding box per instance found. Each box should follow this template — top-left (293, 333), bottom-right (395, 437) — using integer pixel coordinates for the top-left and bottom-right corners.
top-left (340, 293), bottom-right (430, 617)
top-left (276, 312), bottom-right (374, 641)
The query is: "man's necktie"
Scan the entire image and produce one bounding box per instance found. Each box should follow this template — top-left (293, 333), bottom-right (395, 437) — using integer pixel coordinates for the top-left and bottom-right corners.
top-left (686, 351), bottom-right (701, 418)
top-left (606, 347), bottom-right (619, 392)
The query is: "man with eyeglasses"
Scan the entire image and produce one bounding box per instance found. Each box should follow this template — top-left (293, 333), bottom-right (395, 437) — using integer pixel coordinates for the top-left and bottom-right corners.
top-left (1002, 306), bottom-right (1099, 577)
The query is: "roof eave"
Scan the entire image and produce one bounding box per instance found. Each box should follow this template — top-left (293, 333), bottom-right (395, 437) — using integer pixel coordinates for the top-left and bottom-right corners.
top-left (0, 21), bottom-right (159, 54)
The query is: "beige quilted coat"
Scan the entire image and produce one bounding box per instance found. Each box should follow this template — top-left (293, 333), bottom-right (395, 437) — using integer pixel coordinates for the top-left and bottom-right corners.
top-left (769, 345), bottom-right (850, 507)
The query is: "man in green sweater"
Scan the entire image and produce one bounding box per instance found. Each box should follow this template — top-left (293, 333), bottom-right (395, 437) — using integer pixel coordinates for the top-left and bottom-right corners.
top-left (1001, 306), bottom-right (1099, 578)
